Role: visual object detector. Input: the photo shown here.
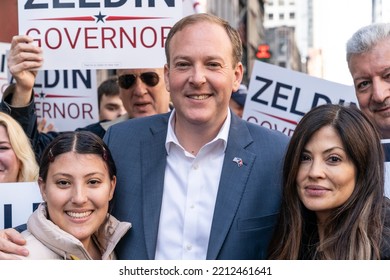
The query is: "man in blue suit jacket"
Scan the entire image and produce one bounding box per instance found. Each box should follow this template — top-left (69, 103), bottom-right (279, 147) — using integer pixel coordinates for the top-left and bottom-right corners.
top-left (0, 13), bottom-right (288, 260)
top-left (105, 112), bottom-right (288, 259)
top-left (104, 13), bottom-right (289, 260)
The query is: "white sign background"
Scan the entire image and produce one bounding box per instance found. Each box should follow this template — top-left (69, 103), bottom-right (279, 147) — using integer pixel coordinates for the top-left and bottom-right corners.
top-left (243, 61), bottom-right (358, 137)
top-left (7, 69), bottom-right (99, 132)
top-left (381, 139), bottom-right (390, 198)
top-left (18, 1), bottom-right (183, 70)
top-left (32, 69), bottom-right (99, 131)
top-left (0, 42), bottom-right (10, 100)
top-left (0, 182), bottom-right (42, 230)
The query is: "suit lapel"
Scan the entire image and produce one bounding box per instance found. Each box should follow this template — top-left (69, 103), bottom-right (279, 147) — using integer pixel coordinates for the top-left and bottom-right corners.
top-left (206, 114), bottom-right (255, 259)
top-left (140, 116), bottom-right (169, 259)
top-left (137, 113), bottom-right (255, 259)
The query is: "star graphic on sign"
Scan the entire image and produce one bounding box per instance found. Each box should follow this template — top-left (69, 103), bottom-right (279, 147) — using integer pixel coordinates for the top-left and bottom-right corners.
top-left (94, 11), bottom-right (107, 23)
top-left (39, 91), bottom-right (46, 99)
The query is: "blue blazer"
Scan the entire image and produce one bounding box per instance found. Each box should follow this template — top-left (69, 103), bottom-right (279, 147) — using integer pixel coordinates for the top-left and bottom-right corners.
top-left (104, 112), bottom-right (289, 259)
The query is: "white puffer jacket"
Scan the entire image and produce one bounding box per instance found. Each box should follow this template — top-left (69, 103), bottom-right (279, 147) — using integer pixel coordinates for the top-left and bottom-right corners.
top-left (19, 203), bottom-right (131, 260)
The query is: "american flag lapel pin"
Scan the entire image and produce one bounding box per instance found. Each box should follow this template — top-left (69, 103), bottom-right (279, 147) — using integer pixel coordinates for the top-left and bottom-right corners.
top-left (233, 157), bottom-right (243, 167)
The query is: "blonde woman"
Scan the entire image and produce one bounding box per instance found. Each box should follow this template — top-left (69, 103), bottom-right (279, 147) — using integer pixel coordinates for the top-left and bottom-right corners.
top-left (0, 112), bottom-right (38, 182)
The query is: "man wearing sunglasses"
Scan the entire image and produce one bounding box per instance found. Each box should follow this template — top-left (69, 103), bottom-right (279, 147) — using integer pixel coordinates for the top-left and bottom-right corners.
top-left (0, 35), bottom-right (171, 159)
top-left (115, 68), bottom-right (170, 119)
top-left (85, 68), bottom-right (171, 138)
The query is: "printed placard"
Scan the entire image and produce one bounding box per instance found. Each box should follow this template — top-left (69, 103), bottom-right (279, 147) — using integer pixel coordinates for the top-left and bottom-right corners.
top-left (7, 69), bottom-right (99, 132)
top-left (18, 0), bottom-right (183, 70)
top-left (0, 42), bottom-right (10, 100)
top-left (33, 69), bottom-right (99, 131)
top-left (243, 61), bottom-right (358, 136)
top-left (0, 182), bottom-right (42, 230)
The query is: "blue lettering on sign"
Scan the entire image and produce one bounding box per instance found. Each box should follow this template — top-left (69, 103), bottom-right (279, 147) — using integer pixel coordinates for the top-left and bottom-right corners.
top-left (272, 82), bottom-right (291, 112)
top-left (25, 0), bottom-right (48, 9)
top-left (2, 203), bottom-right (40, 229)
top-left (135, 0), bottom-right (175, 7)
top-left (250, 75), bottom-right (357, 118)
top-left (1, 54), bottom-right (5, 73)
top-left (251, 76), bottom-right (305, 117)
top-left (9, 70), bottom-right (92, 89)
top-left (24, 0), bottom-right (176, 9)
top-left (80, 0), bottom-right (100, 8)
top-left (35, 70), bottom-right (92, 89)
top-left (251, 76), bottom-right (272, 106)
top-left (4, 204), bottom-right (12, 229)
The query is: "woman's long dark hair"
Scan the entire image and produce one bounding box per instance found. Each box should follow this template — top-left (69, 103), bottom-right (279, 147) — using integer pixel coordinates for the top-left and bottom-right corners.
top-left (268, 104), bottom-right (385, 259)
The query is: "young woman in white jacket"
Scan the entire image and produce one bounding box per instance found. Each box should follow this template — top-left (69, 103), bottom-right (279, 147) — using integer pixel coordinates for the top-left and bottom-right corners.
top-left (17, 131), bottom-right (131, 260)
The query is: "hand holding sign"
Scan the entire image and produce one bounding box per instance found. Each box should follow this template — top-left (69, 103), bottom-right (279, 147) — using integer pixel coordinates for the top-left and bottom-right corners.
top-left (7, 35), bottom-right (43, 106)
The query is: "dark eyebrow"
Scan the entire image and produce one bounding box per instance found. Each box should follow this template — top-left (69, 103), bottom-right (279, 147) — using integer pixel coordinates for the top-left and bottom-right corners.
top-left (303, 146), bottom-right (345, 154)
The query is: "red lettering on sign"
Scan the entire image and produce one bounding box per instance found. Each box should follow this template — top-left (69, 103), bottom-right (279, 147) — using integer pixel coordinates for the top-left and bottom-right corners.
top-left (35, 102), bottom-right (94, 120)
top-left (140, 26), bottom-right (157, 48)
top-left (85, 27), bottom-right (99, 49)
top-left (27, 26), bottom-right (167, 49)
top-left (102, 27), bottom-right (116, 48)
top-left (46, 28), bottom-right (62, 49)
top-left (64, 28), bottom-right (81, 49)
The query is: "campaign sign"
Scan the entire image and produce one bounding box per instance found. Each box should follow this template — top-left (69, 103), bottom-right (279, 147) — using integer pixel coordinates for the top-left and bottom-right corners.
top-left (0, 182), bottom-right (42, 230)
top-left (18, 0), bottom-right (183, 70)
top-left (7, 69), bottom-right (99, 132)
top-left (382, 139), bottom-right (390, 198)
top-left (243, 61), bottom-right (358, 136)
top-left (0, 42), bottom-right (10, 100)
top-left (31, 69), bottom-right (99, 131)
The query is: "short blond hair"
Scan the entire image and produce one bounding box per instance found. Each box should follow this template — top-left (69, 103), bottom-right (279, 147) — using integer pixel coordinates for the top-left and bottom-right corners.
top-left (0, 112), bottom-right (38, 182)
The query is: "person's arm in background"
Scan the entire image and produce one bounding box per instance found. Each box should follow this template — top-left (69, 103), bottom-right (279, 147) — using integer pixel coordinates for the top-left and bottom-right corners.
top-left (0, 35), bottom-right (58, 160)
top-left (0, 36), bottom-right (41, 259)
top-left (6, 35), bottom-right (42, 106)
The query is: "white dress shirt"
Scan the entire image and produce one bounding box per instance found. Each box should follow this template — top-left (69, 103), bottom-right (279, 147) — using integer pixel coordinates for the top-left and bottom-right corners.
top-left (154, 109), bottom-right (231, 259)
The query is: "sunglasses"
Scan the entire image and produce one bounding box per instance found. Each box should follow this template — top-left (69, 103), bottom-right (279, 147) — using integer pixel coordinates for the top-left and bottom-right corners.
top-left (117, 72), bottom-right (160, 89)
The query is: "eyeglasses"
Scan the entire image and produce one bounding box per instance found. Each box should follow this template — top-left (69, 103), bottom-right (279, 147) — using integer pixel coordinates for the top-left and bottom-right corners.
top-left (117, 72), bottom-right (160, 89)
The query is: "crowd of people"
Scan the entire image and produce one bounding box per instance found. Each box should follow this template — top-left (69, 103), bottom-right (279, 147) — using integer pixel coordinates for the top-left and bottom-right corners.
top-left (0, 13), bottom-right (390, 260)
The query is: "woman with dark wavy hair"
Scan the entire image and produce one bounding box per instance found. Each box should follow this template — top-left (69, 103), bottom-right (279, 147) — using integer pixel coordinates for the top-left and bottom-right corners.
top-left (268, 104), bottom-right (390, 259)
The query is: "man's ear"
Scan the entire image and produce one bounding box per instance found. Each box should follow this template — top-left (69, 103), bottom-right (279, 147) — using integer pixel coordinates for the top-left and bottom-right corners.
top-left (232, 62), bottom-right (244, 92)
top-left (164, 64), bottom-right (171, 92)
